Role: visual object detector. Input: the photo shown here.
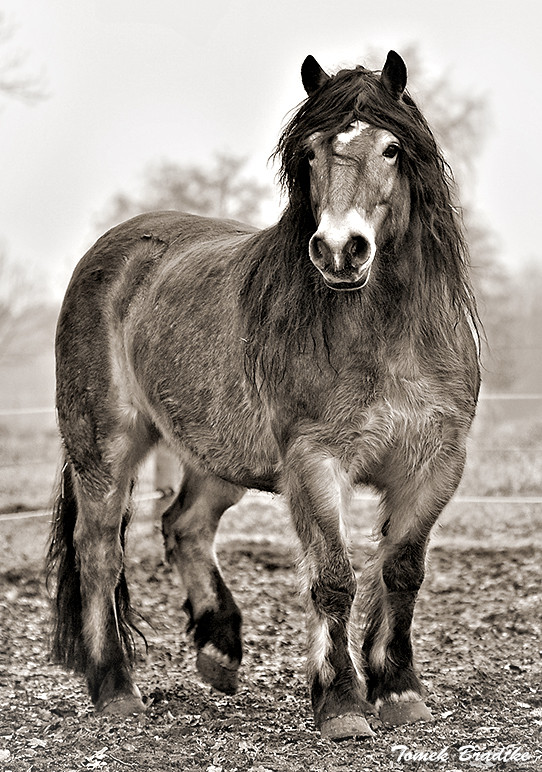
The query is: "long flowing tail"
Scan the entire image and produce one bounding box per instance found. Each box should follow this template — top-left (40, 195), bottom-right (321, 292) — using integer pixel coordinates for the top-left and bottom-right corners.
top-left (46, 458), bottom-right (86, 671)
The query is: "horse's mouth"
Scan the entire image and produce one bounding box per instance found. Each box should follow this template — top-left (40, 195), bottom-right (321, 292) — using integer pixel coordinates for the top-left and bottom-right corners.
top-left (319, 259), bottom-right (374, 291)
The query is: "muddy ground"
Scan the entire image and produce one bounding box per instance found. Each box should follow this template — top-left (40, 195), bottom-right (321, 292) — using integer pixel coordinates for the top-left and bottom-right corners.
top-left (0, 499), bottom-right (541, 772)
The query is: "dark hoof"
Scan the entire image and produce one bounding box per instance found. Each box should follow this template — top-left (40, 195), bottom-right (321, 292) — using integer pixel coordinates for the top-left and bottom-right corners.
top-left (97, 690), bottom-right (146, 716)
top-left (197, 646), bottom-right (239, 695)
top-left (320, 714), bottom-right (375, 740)
top-left (379, 700), bottom-right (433, 726)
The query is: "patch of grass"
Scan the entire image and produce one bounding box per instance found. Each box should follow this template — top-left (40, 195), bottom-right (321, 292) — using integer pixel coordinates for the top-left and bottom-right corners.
top-left (0, 416), bottom-right (61, 513)
top-left (459, 401), bottom-right (542, 497)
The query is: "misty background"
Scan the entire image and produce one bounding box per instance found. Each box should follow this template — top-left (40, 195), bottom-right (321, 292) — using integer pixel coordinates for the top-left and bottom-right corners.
top-left (0, 1), bottom-right (540, 514)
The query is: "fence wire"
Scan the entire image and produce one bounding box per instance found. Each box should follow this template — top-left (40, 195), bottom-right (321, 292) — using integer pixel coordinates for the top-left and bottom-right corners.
top-left (1, 396), bottom-right (541, 521)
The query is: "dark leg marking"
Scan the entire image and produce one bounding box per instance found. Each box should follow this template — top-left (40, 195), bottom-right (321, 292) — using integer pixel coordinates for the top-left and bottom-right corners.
top-left (285, 443), bottom-right (374, 740)
top-left (162, 467), bottom-right (244, 694)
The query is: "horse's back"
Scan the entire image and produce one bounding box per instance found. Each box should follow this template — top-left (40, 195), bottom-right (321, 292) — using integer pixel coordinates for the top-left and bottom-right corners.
top-left (67, 211), bottom-right (256, 286)
top-left (57, 209), bottom-right (257, 356)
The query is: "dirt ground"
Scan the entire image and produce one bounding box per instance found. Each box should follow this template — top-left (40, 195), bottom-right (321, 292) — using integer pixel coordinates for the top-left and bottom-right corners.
top-left (0, 500), bottom-right (541, 772)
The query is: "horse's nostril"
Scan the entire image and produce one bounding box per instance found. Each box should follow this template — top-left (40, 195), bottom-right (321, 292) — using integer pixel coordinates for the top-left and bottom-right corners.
top-left (346, 235), bottom-right (370, 262)
top-left (310, 235), bottom-right (332, 267)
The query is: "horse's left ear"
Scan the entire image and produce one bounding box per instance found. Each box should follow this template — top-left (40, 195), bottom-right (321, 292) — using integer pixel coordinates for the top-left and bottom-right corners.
top-left (301, 55), bottom-right (330, 96)
top-left (381, 50), bottom-right (407, 99)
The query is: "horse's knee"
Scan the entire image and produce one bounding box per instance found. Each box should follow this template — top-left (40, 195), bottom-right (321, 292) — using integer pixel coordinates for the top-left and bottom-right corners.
top-left (162, 469), bottom-right (199, 538)
top-left (310, 572), bottom-right (357, 620)
top-left (163, 471), bottom-right (243, 563)
top-left (381, 542), bottom-right (425, 594)
top-left (74, 527), bottom-right (124, 602)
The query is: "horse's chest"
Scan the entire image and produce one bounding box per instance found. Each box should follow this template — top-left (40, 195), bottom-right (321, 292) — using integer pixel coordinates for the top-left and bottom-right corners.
top-left (319, 364), bottom-right (455, 478)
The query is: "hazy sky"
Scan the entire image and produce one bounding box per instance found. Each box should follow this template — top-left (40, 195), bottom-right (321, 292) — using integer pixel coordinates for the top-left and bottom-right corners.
top-left (1, 0), bottom-right (541, 297)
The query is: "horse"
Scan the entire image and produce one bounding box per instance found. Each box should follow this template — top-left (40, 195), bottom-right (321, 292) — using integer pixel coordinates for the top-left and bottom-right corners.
top-left (47, 50), bottom-right (480, 741)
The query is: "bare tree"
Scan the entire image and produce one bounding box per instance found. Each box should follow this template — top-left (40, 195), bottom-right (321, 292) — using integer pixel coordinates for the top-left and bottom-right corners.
top-left (99, 153), bottom-right (270, 231)
top-left (0, 13), bottom-right (48, 361)
top-left (0, 247), bottom-right (38, 359)
top-left (0, 12), bottom-right (46, 105)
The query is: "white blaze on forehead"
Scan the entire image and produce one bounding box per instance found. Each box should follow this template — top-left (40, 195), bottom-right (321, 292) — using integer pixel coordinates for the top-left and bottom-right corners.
top-left (335, 120), bottom-right (371, 145)
top-left (335, 122), bottom-right (401, 152)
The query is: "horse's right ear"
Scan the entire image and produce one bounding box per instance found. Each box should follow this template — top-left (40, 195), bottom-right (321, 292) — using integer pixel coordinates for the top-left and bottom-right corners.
top-left (381, 50), bottom-right (407, 99)
top-left (301, 55), bottom-right (330, 96)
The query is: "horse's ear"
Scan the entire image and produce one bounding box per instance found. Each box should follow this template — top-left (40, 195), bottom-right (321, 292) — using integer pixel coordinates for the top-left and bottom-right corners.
top-left (301, 55), bottom-right (330, 96)
top-left (381, 50), bottom-right (407, 99)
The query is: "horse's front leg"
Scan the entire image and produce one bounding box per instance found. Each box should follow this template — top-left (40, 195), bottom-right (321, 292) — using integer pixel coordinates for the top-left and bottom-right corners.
top-left (362, 439), bottom-right (468, 725)
top-left (284, 439), bottom-right (374, 740)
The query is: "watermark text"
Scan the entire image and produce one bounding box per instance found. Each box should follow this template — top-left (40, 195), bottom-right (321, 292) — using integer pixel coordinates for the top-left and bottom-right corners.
top-left (391, 743), bottom-right (532, 764)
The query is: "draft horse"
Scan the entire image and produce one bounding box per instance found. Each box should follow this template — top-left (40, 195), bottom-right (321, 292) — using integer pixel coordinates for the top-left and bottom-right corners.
top-left (47, 51), bottom-right (480, 740)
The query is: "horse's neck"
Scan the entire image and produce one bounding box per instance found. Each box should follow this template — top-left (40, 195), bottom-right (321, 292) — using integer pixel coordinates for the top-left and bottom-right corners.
top-left (249, 210), bottom-right (459, 346)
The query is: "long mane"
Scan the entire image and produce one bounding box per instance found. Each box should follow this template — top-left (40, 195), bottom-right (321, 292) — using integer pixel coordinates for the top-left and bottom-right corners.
top-left (240, 63), bottom-right (480, 388)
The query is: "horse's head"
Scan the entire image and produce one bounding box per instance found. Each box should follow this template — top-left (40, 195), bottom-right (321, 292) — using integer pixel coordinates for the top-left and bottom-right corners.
top-left (300, 52), bottom-right (411, 291)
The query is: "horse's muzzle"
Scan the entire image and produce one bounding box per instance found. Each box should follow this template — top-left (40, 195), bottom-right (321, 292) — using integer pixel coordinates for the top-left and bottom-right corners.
top-left (309, 232), bottom-right (375, 290)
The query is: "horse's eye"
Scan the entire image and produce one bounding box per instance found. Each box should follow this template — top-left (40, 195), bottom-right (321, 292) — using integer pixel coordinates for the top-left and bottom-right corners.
top-left (382, 143), bottom-right (400, 160)
top-left (307, 149), bottom-right (316, 162)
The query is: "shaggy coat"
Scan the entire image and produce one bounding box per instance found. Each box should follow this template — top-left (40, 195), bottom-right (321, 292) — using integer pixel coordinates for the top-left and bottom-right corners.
top-left (48, 51), bottom-right (480, 740)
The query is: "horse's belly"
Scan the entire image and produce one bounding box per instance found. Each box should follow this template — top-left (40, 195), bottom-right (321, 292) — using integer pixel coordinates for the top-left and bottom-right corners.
top-left (158, 388), bottom-right (282, 492)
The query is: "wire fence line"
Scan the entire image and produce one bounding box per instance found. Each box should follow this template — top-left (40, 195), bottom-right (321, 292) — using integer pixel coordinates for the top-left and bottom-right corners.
top-left (0, 407), bottom-right (56, 416)
top-left (1, 395), bottom-right (541, 521)
top-left (0, 490), bottom-right (170, 523)
top-left (2, 492), bottom-right (542, 524)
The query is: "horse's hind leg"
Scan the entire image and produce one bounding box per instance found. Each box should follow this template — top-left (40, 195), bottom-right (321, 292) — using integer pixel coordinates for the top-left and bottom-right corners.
top-left (162, 464), bottom-right (245, 694)
top-left (72, 476), bottom-right (144, 714)
top-left (49, 423), bottom-right (153, 715)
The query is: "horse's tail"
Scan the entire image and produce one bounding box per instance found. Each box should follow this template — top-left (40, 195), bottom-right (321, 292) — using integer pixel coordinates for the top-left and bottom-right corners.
top-left (46, 456), bottom-right (145, 673)
top-left (46, 457), bottom-right (86, 671)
